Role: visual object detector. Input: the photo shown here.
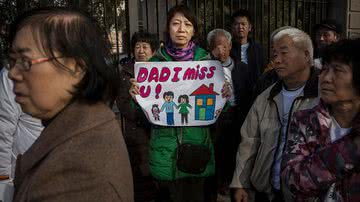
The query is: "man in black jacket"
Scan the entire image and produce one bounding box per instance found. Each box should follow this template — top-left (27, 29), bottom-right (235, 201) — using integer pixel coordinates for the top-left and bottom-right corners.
top-left (230, 9), bottom-right (264, 126)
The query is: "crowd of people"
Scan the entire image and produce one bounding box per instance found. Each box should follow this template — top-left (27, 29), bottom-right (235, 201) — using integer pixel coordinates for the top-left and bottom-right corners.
top-left (0, 4), bottom-right (359, 202)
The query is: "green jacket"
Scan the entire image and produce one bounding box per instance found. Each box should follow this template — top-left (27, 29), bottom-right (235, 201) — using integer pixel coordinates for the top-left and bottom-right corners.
top-left (148, 46), bottom-right (215, 180)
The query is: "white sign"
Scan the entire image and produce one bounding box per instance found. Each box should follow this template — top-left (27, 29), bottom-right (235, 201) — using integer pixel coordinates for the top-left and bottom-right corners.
top-left (135, 60), bottom-right (226, 126)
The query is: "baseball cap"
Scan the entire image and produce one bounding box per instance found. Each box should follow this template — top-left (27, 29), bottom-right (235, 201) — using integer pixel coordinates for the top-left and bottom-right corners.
top-left (314, 19), bottom-right (342, 34)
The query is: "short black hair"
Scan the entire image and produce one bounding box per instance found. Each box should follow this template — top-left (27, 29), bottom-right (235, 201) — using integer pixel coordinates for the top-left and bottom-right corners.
top-left (9, 7), bottom-right (117, 103)
top-left (166, 5), bottom-right (199, 42)
top-left (178, 94), bottom-right (189, 103)
top-left (131, 31), bottom-right (159, 53)
top-left (231, 9), bottom-right (252, 25)
top-left (163, 91), bottom-right (174, 99)
top-left (322, 38), bottom-right (360, 93)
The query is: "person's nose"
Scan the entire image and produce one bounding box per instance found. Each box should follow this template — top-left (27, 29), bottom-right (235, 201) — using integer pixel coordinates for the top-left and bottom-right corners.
top-left (320, 68), bottom-right (333, 83)
top-left (273, 55), bottom-right (281, 64)
top-left (178, 22), bottom-right (185, 32)
top-left (8, 65), bottom-right (23, 82)
top-left (320, 35), bottom-right (325, 41)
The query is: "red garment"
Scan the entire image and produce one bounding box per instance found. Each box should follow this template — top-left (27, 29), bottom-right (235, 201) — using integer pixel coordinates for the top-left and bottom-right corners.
top-left (282, 101), bottom-right (360, 202)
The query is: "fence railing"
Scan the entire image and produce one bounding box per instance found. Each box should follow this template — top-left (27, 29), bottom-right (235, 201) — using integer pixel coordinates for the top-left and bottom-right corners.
top-left (139, 0), bottom-right (329, 61)
top-left (0, 0), bottom-right (329, 62)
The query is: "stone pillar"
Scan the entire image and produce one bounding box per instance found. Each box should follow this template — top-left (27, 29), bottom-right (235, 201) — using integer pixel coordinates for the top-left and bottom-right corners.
top-left (348, 0), bottom-right (360, 38)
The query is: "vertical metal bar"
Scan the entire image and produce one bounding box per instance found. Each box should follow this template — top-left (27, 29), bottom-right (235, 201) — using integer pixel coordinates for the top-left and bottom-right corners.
top-left (254, 0), bottom-right (257, 38)
top-left (303, 0), bottom-right (306, 31)
top-left (308, 0), bottom-right (312, 33)
top-left (267, 0), bottom-right (271, 55)
top-left (261, 0), bottom-right (264, 46)
top-left (203, 0), bottom-right (206, 40)
top-left (145, 0), bottom-right (149, 31)
top-left (275, 0), bottom-right (278, 28)
top-left (195, 0), bottom-right (198, 20)
top-left (221, 0), bottom-right (224, 28)
top-left (282, 0), bottom-right (285, 25)
top-left (213, 0), bottom-right (216, 28)
top-left (102, 0), bottom-right (106, 31)
top-left (289, 0), bottom-right (292, 26)
top-left (166, 0), bottom-right (168, 12)
top-left (246, 0), bottom-right (249, 10)
top-left (125, 0), bottom-right (131, 55)
top-left (113, 0), bottom-right (120, 55)
top-left (156, 0), bottom-right (159, 37)
top-left (230, 0), bottom-right (233, 15)
top-left (314, 0), bottom-right (318, 23)
top-left (90, 0), bottom-right (94, 15)
top-left (295, 0), bottom-right (298, 27)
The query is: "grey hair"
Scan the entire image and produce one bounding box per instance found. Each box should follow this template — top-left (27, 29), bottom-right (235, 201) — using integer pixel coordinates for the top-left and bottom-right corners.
top-left (207, 29), bottom-right (232, 47)
top-left (273, 27), bottom-right (314, 64)
top-left (270, 26), bottom-right (293, 44)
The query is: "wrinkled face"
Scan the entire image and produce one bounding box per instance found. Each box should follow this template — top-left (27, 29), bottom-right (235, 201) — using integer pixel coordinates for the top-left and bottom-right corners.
top-left (315, 28), bottom-right (338, 49)
top-left (320, 61), bottom-right (359, 105)
top-left (232, 16), bottom-right (252, 41)
top-left (272, 36), bottom-right (310, 80)
top-left (169, 12), bottom-right (194, 48)
top-left (212, 34), bottom-right (232, 59)
top-left (165, 95), bottom-right (173, 102)
top-left (134, 42), bottom-right (154, 62)
top-left (8, 27), bottom-right (84, 120)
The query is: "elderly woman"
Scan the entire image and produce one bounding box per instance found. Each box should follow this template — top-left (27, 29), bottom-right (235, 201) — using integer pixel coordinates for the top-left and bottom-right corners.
top-left (116, 31), bottom-right (158, 202)
top-left (130, 5), bottom-right (230, 202)
top-left (282, 39), bottom-right (360, 201)
top-left (6, 8), bottom-right (133, 202)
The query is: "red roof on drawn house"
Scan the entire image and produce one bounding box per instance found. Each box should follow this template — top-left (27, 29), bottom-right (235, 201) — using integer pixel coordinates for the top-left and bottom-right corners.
top-left (190, 83), bottom-right (219, 96)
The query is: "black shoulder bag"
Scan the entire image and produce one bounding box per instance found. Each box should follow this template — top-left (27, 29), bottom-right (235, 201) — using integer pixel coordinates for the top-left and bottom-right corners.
top-left (175, 129), bottom-right (211, 174)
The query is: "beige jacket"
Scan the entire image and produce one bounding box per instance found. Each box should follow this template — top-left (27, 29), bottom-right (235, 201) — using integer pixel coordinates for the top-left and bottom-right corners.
top-left (230, 69), bottom-right (319, 201)
top-left (13, 101), bottom-right (133, 202)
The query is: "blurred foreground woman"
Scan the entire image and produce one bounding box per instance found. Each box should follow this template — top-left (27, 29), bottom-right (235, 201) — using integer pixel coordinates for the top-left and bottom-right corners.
top-left (282, 39), bottom-right (360, 202)
top-left (6, 7), bottom-right (133, 202)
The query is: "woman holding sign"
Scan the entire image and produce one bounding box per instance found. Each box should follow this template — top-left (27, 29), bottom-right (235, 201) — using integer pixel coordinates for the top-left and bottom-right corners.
top-left (130, 5), bottom-right (231, 202)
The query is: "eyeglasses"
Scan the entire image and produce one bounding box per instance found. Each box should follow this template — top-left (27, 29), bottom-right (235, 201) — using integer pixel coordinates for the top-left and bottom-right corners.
top-left (4, 57), bottom-right (55, 71)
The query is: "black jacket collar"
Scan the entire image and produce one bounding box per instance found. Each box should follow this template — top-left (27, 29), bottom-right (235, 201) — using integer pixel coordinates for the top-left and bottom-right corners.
top-left (268, 67), bottom-right (319, 100)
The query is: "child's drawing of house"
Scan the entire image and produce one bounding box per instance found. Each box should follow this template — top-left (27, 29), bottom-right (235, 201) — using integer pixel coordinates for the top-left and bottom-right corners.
top-left (190, 83), bottom-right (218, 120)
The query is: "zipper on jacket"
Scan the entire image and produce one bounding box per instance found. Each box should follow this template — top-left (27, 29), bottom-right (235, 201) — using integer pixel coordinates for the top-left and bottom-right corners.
top-left (268, 95), bottom-right (305, 190)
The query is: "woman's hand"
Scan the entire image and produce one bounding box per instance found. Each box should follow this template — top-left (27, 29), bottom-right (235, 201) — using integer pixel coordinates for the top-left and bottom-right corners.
top-left (221, 81), bottom-right (232, 99)
top-left (234, 188), bottom-right (249, 202)
top-left (129, 78), bottom-right (139, 102)
top-left (212, 44), bottom-right (230, 63)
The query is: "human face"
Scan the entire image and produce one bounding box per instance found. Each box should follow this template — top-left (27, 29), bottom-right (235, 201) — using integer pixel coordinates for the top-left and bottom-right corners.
top-left (211, 34), bottom-right (232, 62)
top-left (316, 28), bottom-right (338, 48)
top-left (134, 42), bottom-right (154, 62)
top-left (165, 95), bottom-right (173, 102)
top-left (272, 36), bottom-right (310, 81)
top-left (232, 16), bottom-right (252, 42)
top-left (320, 61), bottom-right (359, 105)
top-left (169, 12), bottom-right (194, 48)
top-left (8, 27), bottom-right (84, 120)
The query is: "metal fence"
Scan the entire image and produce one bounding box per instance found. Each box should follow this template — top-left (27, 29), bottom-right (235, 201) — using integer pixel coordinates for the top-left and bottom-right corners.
top-left (0, 0), bottom-right (329, 61)
top-left (0, 0), bottom-right (130, 62)
top-left (139, 0), bottom-right (329, 61)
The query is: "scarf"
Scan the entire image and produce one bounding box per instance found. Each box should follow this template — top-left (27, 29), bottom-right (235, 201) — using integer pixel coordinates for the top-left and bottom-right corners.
top-left (165, 40), bottom-right (196, 61)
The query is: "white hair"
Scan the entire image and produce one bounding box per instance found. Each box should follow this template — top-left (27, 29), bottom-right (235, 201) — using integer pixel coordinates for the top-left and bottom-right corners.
top-left (207, 29), bottom-right (232, 47)
top-left (273, 27), bottom-right (313, 63)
